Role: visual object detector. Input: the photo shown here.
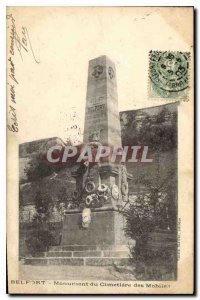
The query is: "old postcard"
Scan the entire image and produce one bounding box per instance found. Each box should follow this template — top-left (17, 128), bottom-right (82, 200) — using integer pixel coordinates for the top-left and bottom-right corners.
top-left (7, 6), bottom-right (194, 294)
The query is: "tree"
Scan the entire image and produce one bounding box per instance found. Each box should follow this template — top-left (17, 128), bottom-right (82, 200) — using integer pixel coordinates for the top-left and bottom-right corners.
top-left (24, 155), bottom-right (55, 182)
top-left (26, 190), bottom-right (56, 255)
top-left (121, 164), bottom-right (177, 280)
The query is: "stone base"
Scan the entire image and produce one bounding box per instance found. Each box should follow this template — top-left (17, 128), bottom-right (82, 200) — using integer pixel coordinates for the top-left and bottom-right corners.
top-left (23, 210), bottom-right (130, 266)
top-left (24, 257), bottom-right (129, 266)
top-left (61, 210), bottom-right (127, 246)
top-left (23, 244), bottom-right (130, 266)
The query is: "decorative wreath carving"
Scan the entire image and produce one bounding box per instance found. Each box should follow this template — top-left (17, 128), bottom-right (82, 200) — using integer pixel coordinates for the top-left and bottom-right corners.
top-left (84, 183), bottom-right (110, 208)
top-left (85, 194), bottom-right (98, 207)
top-left (85, 181), bottom-right (96, 193)
top-left (111, 184), bottom-right (119, 200)
top-left (97, 184), bottom-right (108, 193)
top-left (121, 182), bottom-right (128, 196)
top-left (92, 65), bottom-right (103, 78)
top-left (108, 66), bottom-right (115, 79)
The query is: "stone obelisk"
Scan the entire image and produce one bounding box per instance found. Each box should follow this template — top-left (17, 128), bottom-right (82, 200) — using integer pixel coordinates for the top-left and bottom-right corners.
top-left (82, 56), bottom-right (129, 209)
top-left (83, 55), bottom-right (121, 148)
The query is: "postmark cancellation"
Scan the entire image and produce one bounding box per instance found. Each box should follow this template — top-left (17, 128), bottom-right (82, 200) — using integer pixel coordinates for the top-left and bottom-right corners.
top-left (149, 51), bottom-right (190, 100)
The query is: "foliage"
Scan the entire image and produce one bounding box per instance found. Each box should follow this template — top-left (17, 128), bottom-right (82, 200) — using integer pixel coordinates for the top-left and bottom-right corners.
top-left (26, 190), bottom-right (56, 255)
top-left (120, 106), bottom-right (177, 152)
top-left (123, 161), bottom-right (177, 236)
top-left (121, 161), bottom-right (177, 279)
top-left (24, 155), bottom-right (55, 182)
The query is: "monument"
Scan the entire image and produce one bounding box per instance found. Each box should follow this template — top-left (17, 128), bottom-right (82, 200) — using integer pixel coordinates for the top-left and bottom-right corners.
top-left (60, 56), bottom-right (131, 264)
top-left (83, 55), bottom-right (121, 147)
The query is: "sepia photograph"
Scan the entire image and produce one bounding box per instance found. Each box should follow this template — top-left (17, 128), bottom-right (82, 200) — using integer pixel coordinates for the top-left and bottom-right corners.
top-left (6, 5), bottom-right (194, 294)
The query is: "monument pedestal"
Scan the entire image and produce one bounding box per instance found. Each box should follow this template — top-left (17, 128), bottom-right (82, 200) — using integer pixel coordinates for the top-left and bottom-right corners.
top-left (61, 55), bottom-right (132, 253)
top-left (61, 209), bottom-right (127, 246)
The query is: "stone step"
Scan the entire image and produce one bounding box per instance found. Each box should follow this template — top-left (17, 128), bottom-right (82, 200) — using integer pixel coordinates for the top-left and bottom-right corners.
top-left (46, 251), bottom-right (73, 257)
top-left (49, 244), bottom-right (128, 252)
top-left (49, 245), bottom-right (97, 251)
top-left (102, 250), bottom-right (129, 258)
top-left (24, 257), bottom-right (129, 266)
top-left (86, 257), bottom-right (129, 267)
top-left (25, 257), bottom-right (83, 266)
top-left (45, 250), bottom-right (129, 258)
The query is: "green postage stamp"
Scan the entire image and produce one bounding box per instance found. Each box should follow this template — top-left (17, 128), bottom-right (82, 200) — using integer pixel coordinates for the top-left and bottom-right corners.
top-left (149, 51), bottom-right (190, 100)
